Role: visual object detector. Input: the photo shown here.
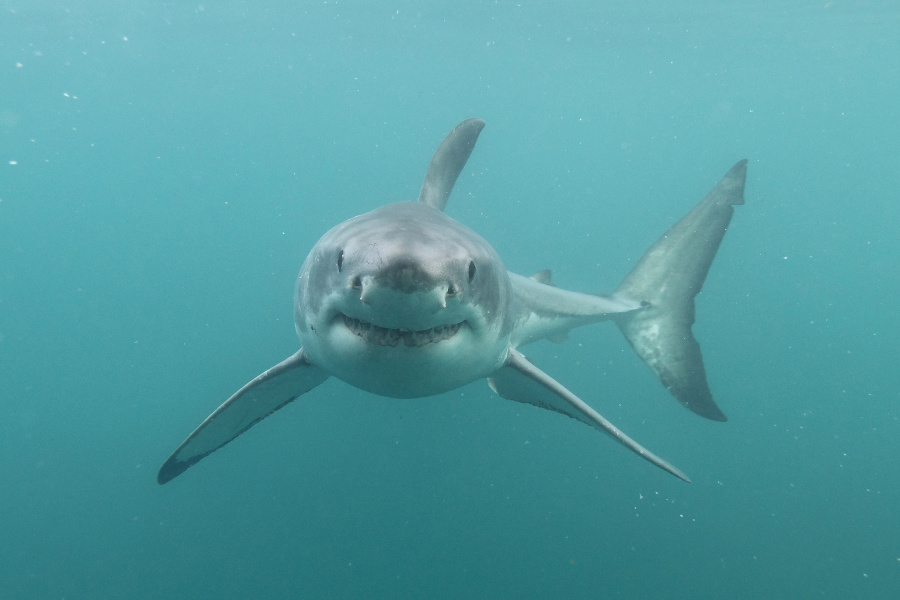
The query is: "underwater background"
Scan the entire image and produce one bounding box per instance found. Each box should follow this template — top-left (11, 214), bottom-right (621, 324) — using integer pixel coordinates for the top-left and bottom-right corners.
top-left (2, 1), bottom-right (898, 598)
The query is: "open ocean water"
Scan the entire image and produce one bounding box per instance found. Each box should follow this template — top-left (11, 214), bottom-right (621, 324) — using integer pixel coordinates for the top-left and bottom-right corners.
top-left (2, 1), bottom-right (898, 598)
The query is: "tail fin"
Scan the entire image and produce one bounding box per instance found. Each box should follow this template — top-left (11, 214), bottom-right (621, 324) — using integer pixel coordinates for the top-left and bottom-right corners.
top-left (615, 160), bottom-right (748, 421)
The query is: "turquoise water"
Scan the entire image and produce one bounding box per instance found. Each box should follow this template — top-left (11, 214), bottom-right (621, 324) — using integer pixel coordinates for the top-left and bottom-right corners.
top-left (2, 1), bottom-right (898, 598)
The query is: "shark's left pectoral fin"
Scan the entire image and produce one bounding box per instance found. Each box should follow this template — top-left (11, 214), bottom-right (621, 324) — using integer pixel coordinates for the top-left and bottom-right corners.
top-left (488, 349), bottom-right (690, 482)
top-left (157, 350), bottom-right (328, 484)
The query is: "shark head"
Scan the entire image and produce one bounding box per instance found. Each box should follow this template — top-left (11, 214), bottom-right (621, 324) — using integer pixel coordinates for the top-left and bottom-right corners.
top-left (295, 201), bottom-right (512, 398)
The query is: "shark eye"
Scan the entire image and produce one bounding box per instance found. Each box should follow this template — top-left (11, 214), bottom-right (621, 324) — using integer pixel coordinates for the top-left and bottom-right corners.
top-left (467, 261), bottom-right (477, 283)
top-left (337, 250), bottom-right (344, 272)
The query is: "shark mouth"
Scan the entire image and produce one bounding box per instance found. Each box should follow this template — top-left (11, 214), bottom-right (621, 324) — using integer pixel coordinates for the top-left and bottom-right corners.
top-left (340, 314), bottom-right (464, 347)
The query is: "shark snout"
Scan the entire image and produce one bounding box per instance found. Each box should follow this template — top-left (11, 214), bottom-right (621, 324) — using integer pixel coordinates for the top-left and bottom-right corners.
top-left (382, 258), bottom-right (441, 294)
top-left (351, 256), bottom-right (473, 311)
top-left (356, 274), bottom-right (455, 311)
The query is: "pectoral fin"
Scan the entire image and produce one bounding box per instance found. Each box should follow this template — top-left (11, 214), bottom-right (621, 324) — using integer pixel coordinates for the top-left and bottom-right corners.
top-left (488, 349), bottom-right (690, 482)
top-left (157, 350), bottom-right (328, 484)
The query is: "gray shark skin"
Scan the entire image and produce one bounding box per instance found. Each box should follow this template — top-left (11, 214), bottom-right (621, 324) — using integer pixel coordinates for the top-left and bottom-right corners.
top-left (158, 118), bottom-right (747, 485)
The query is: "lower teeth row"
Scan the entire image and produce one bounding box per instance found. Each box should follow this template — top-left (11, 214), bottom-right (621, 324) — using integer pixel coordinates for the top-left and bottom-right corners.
top-left (341, 315), bottom-right (462, 347)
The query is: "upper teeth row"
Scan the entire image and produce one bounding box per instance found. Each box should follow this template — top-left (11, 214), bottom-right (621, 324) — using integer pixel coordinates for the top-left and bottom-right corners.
top-left (341, 314), bottom-right (463, 347)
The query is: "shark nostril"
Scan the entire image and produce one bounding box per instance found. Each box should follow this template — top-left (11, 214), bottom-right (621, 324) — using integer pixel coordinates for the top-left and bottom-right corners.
top-left (447, 284), bottom-right (457, 297)
top-left (351, 276), bottom-right (362, 289)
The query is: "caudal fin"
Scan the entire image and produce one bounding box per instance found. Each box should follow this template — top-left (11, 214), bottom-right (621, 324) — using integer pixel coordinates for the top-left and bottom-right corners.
top-left (614, 160), bottom-right (748, 421)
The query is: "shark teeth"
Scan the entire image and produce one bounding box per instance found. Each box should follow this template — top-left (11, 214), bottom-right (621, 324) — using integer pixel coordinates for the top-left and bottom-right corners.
top-left (340, 314), bottom-right (464, 347)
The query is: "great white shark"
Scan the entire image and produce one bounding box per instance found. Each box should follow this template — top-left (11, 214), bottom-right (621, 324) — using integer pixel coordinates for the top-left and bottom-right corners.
top-left (158, 119), bottom-right (747, 485)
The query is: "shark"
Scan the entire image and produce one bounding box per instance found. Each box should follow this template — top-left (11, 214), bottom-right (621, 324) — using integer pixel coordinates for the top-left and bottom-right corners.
top-left (157, 118), bottom-right (747, 485)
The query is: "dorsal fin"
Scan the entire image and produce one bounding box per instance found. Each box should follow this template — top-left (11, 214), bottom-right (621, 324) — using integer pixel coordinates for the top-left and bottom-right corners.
top-left (418, 118), bottom-right (485, 212)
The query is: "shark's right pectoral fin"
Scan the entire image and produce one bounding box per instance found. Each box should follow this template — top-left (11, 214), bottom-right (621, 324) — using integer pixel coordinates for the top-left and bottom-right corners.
top-left (157, 350), bottom-right (328, 484)
top-left (615, 160), bottom-right (748, 422)
top-left (488, 349), bottom-right (690, 482)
